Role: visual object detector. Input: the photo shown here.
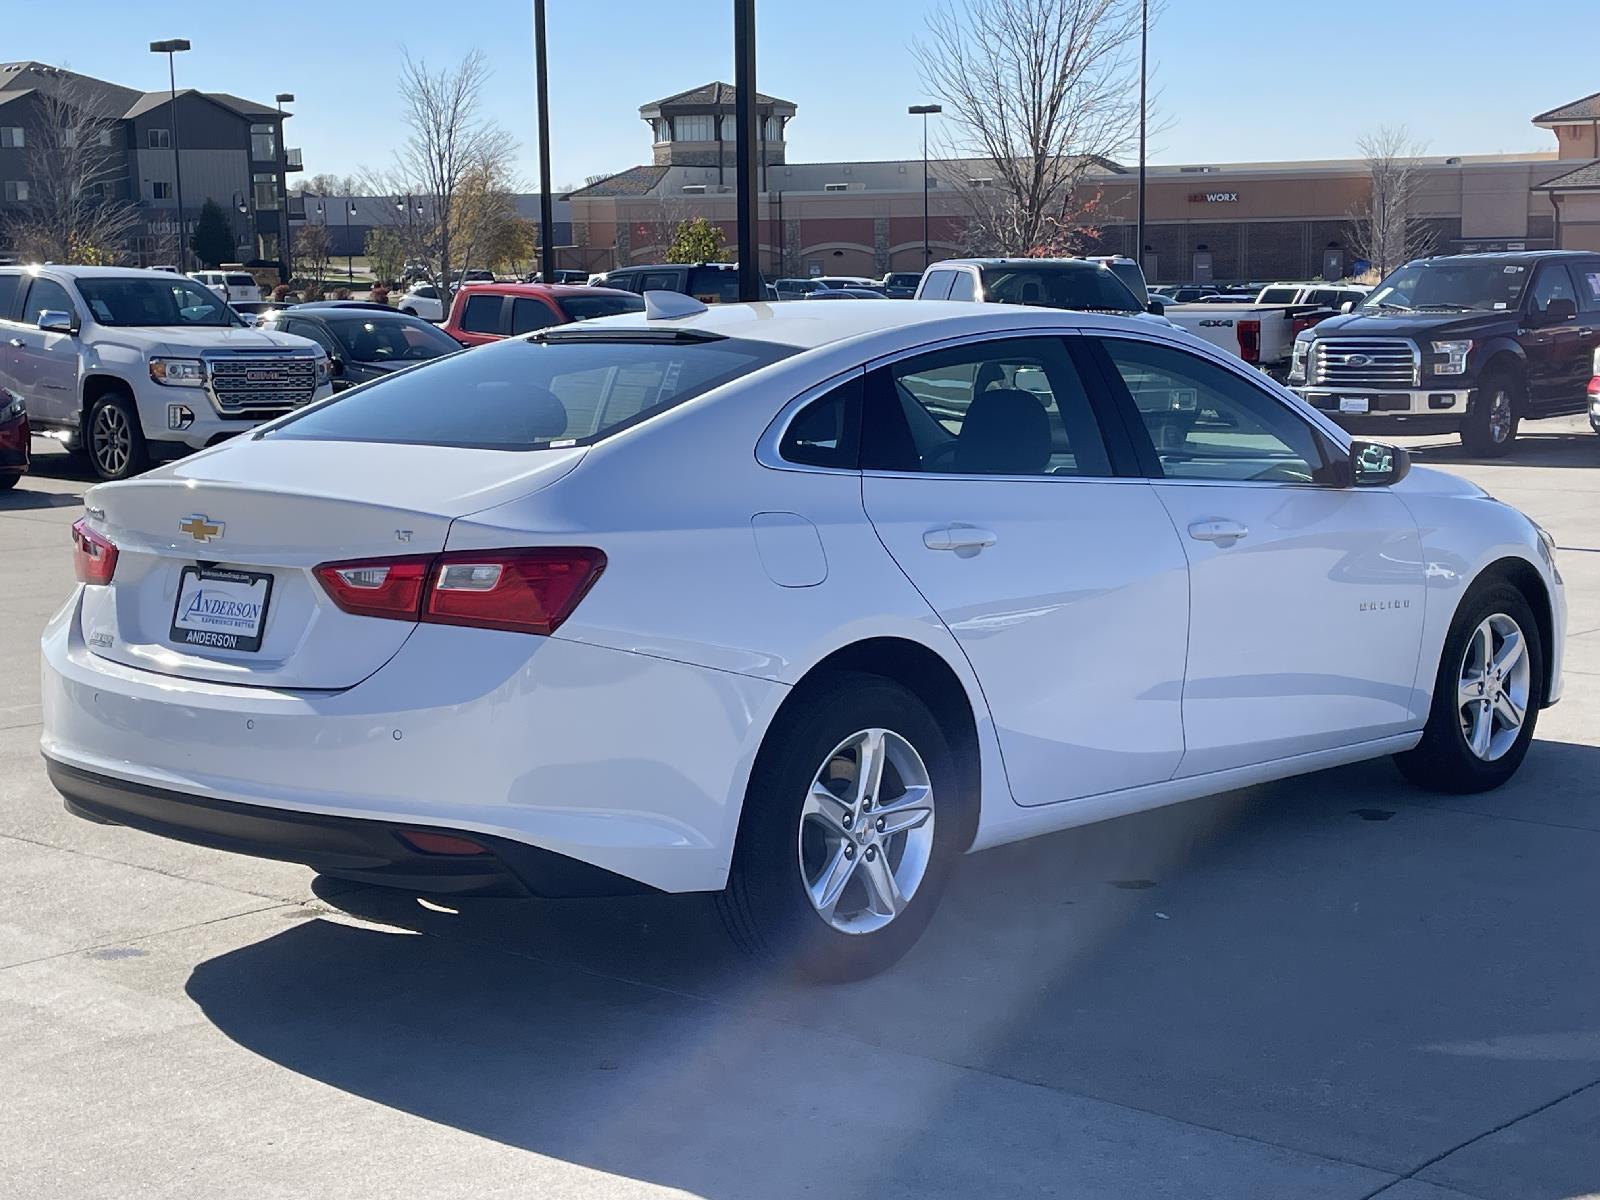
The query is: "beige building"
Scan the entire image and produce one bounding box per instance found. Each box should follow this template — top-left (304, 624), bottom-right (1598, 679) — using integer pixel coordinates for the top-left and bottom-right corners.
top-left (562, 85), bottom-right (1600, 284)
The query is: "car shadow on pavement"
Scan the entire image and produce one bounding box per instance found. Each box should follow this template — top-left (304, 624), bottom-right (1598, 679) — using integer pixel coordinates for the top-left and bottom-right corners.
top-left (1404, 430), bottom-right (1600, 469)
top-left (185, 740), bottom-right (1600, 1197)
top-left (0, 486), bottom-right (83, 510)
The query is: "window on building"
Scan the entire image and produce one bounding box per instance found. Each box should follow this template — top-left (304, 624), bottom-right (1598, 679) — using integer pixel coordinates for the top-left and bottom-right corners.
top-left (151, 181), bottom-right (171, 200)
top-left (147, 128), bottom-right (170, 149)
top-left (675, 114), bottom-right (713, 142)
top-left (720, 115), bottom-right (735, 140)
top-left (4, 180), bottom-right (30, 202)
top-left (653, 119), bottom-right (670, 143)
top-left (253, 173), bottom-right (280, 211)
top-left (0, 127), bottom-right (23, 148)
top-left (251, 123), bottom-right (277, 161)
top-left (765, 116), bottom-right (782, 141)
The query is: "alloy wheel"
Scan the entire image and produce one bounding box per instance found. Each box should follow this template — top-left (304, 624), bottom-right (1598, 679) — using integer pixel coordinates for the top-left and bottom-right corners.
top-left (92, 404), bottom-right (131, 477)
top-left (1457, 613), bottom-right (1531, 761)
top-left (1488, 389), bottom-right (1513, 445)
top-left (798, 728), bottom-right (935, 935)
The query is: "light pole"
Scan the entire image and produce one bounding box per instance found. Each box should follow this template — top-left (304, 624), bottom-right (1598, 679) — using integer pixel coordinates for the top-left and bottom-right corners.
top-left (395, 193), bottom-right (423, 282)
top-left (1135, 0), bottom-right (1147, 279)
top-left (149, 38), bottom-right (191, 271)
top-left (733, 0), bottom-right (760, 302)
top-left (344, 199), bottom-right (357, 284)
top-left (232, 191), bottom-right (249, 260)
top-left (908, 104), bottom-right (941, 268)
top-left (533, 0), bottom-right (556, 283)
top-left (276, 93), bottom-right (294, 283)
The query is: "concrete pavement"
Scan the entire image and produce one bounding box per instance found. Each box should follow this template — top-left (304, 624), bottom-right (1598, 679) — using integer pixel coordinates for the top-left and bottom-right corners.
top-left (2, 425), bottom-right (1599, 1199)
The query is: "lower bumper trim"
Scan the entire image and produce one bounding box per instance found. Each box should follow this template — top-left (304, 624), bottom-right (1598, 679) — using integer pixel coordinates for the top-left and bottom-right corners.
top-left (46, 758), bottom-right (654, 898)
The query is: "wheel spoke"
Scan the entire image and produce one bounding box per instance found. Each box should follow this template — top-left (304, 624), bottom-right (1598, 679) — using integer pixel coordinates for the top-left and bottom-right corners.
top-left (1474, 622), bottom-right (1494, 676)
top-left (858, 852), bottom-right (905, 918)
top-left (852, 729), bottom-right (887, 808)
top-left (1457, 676), bottom-right (1483, 709)
top-left (873, 785), bottom-right (933, 836)
top-left (807, 843), bottom-right (858, 923)
top-left (1492, 631), bottom-right (1524, 677)
top-left (801, 782), bottom-right (853, 836)
top-left (1468, 699), bottom-right (1494, 758)
top-left (1494, 690), bottom-right (1525, 730)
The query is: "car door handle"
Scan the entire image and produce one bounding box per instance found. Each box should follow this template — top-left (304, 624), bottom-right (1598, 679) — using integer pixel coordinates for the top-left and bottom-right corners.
top-left (1188, 519), bottom-right (1249, 546)
top-left (924, 525), bottom-right (998, 552)
top-left (7, 338), bottom-right (24, 348)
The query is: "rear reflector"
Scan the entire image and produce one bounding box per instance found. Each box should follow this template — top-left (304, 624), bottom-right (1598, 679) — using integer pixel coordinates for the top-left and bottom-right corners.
top-left (1237, 319), bottom-right (1261, 364)
top-left (398, 830), bottom-right (489, 856)
top-left (71, 518), bottom-right (118, 585)
top-left (314, 547), bottom-right (605, 636)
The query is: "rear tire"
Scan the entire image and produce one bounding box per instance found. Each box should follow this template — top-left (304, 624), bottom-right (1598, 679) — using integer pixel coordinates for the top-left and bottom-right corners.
top-left (1461, 369), bottom-right (1521, 458)
top-left (86, 390), bottom-right (149, 481)
top-left (716, 672), bottom-right (966, 982)
top-left (1394, 581), bottom-right (1542, 793)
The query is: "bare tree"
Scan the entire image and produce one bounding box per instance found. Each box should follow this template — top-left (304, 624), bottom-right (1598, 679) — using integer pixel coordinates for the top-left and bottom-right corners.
top-left (8, 78), bottom-right (138, 263)
top-left (1346, 126), bottom-right (1439, 280)
top-left (293, 222), bottom-right (332, 298)
top-left (292, 172), bottom-right (360, 197)
top-left (374, 50), bottom-right (516, 307)
top-left (915, 0), bottom-right (1148, 256)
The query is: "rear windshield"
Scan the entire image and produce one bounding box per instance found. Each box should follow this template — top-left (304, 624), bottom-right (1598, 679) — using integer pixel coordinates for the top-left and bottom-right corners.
top-left (978, 265), bottom-right (1141, 312)
top-left (267, 335), bottom-right (794, 450)
top-left (557, 293), bottom-right (646, 321)
top-left (1257, 286), bottom-right (1298, 304)
top-left (226, 274), bottom-right (257, 287)
top-left (687, 268), bottom-right (741, 303)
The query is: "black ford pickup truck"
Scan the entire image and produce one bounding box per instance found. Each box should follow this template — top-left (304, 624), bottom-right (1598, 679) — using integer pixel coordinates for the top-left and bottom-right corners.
top-left (1290, 250), bottom-right (1600, 456)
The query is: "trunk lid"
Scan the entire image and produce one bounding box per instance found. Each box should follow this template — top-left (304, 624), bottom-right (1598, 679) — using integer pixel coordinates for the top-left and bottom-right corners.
top-left (80, 438), bottom-right (586, 689)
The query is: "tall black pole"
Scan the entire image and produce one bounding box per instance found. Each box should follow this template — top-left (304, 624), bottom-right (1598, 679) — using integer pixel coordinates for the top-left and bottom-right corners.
top-left (345, 199), bottom-right (353, 283)
top-left (534, 0), bottom-right (556, 283)
top-left (167, 54), bottom-right (187, 272)
top-left (1136, 0), bottom-right (1147, 277)
top-left (909, 104), bottom-right (940, 268)
top-left (733, 0), bottom-right (760, 302)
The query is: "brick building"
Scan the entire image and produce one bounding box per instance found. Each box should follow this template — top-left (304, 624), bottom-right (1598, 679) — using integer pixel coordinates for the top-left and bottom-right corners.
top-left (564, 83), bottom-right (1600, 284)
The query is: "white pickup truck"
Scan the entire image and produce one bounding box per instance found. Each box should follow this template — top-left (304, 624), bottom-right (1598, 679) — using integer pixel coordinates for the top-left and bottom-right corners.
top-left (1160, 282), bottom-right (1368, 377)
top-left (0, 265), bottom-right (332, 480)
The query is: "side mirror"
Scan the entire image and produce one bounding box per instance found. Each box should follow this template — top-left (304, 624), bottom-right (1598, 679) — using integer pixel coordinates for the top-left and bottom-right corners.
top-left (1339, 300), bottom-right (1355, 313)
top-left (37, 310), bottom-right (75, 335)
top-left (328, 355), bottom-right (345, 377)
top-left (1349, 439), bottom-right (1411, 487)
top-left (1146, 299), bottom-right (1165, 316)
top-left (1533, 298), bottom-right (1577, 327)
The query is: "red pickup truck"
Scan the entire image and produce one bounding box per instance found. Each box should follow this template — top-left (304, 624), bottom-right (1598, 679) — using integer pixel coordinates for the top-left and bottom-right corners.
top-left (441, 282), bottom-right (643, 346)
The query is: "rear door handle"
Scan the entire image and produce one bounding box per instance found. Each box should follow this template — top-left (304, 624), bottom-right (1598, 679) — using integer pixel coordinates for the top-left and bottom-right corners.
top-left (7, 338), bottom-right (24, 348)
top-left (924, 525), bottom-right (998, 552)
top-left (1188, 519), bottom-right (1249, 546)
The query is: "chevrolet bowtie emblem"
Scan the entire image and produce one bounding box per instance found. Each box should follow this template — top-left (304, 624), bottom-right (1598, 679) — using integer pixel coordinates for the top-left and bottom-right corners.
top-left (179, 514), bottom-right (224, 543)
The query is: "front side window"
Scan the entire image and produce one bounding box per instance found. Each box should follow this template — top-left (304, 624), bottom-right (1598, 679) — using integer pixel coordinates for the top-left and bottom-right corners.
top-left (459, 293), bottom-right (504, 334)
top-left (557, 293), bottom-right (645, 321)
top-left (920, 269), bottom-right (957, 300)
top-left (1528, 264), bottom-right (1578, 316)
top-left (1096, 338), bottom-right (1329, 484)
top-left (325, 315), bottom-right (459, 362)
top-left (269, 335), bottom-right (795, 450)
top-left (77, 277), bottom-right (236, 327)
top-left (864, 337), bottom-right (1111, 477)
top-left (21, 277), bottom-right (74, 324)
top-left (948, 271), bottom-right (976, 302)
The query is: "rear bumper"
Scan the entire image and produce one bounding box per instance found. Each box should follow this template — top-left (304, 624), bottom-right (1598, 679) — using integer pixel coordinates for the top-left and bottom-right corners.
top-left (48, 759), bottom-right (649, 897)
top-left (40, 590), bottom-right (784, 893)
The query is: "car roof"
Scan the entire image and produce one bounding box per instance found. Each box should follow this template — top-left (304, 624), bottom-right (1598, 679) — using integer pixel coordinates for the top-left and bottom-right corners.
top-left (1418, 250), bottom-right (1599, 264)
top-left (4, 264), bottom-right (203, 279)
top-left (281, 302), bottom-right (422, 316)
top-left (576, 297), bottom-right (1176, 351)
top-left (454, 281), bottom-right (633, 298)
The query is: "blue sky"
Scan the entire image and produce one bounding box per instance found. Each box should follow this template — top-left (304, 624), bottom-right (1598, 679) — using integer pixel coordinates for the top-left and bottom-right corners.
top-left (9, 0), bottom-right (1594, 189)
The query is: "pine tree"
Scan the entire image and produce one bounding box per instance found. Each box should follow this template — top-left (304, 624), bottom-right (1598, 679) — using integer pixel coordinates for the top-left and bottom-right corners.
top-left (190, 199), bottom-right (235, 268)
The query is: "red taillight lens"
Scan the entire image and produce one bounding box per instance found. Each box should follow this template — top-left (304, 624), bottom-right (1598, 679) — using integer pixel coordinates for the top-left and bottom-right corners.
top-left (313, 555), bottom-right (432, 620)
top-left (1237, 319), bottom-right (1261, 364)
top-left (314, 548), bottom-right (605, 636)
top-left (71, 518), bottom-right (118, 585)
top-left (426, 548), bottom-right (606, 635)
top-left (397, 830), bottom-right (488, 856)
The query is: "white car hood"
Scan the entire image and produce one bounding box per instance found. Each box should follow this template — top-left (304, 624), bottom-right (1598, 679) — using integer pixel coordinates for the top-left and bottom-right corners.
top-left (1394, 465), bottom-right (1489, 500)
top-left (93, 325), bottom-right (320, 356)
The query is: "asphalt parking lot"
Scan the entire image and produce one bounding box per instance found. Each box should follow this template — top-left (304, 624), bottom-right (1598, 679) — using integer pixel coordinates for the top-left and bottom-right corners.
top-left (3, 425), bottom-right (1599, 1200)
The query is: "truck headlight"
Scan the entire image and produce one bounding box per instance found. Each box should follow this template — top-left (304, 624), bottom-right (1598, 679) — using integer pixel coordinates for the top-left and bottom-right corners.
top-left (1430, 339), bottom-right (1472, 376)
top-left (314, 355), bottom-right (331, 385)
top-left (149, 357), bottom-right (206, 387)
top-left (1289, 336), bottom-right (1310, 384)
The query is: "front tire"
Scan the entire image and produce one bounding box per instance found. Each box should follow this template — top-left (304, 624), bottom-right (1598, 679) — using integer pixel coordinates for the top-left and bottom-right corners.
top-left (1461, 370), bottom-right (1521, 458)
top-left (0, 473), bottom-right (18, 491)
top-left (716, 673), bottom-right (965, 982)
top-left (1395, 581), bottom-right (1542, 793)
top-left (86, 391), bottom-right (149, 481)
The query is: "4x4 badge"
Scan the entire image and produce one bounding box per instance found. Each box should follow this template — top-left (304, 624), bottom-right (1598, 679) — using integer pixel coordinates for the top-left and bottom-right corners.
top-left (179, 514), bottom-right (224, 543)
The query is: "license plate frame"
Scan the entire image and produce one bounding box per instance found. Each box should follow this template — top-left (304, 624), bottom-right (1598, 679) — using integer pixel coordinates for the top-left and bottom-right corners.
top-left (169, 565), bottom-right (274, 653)
top-left (1337, 396), bottom-right (1371, 414)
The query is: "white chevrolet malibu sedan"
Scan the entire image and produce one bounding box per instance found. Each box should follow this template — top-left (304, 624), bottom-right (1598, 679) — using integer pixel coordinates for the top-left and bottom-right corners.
top-left (41, 296), bottom-right (1565, 980)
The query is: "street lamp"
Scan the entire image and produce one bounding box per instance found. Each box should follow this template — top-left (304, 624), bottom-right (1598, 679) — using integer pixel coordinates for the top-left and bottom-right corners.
top-left (908, 104), bottom-right (942, 268)
top-left (149, 38), bottom-right (191, 271)
top-left (344, 199), bottom-right (357, 284)
top-left (1135, 0), bottom-right (1148, 279)
top-left (232, 192), bottom-right (249, 260)
top-left (276, 93), bottom-right (294, 282)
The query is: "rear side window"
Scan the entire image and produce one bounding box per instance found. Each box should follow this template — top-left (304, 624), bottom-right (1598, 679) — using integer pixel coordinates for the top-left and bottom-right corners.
top-left (510, 297), bottom-right (560, 334)
top-left (1574, 263), bottom-right (1600, 313)
top-left (920, 269), bottom-right (957, 300)
top-left (779, 377), bottom-right (861, 469)
top-left (269, 336), bottom-right (796, 451)
top-left (638, 271), bottom-right (679, 292)
top-left (0, 274), bottom-right (19, 321)
top-left (460, 293), bottom-right (504, 334)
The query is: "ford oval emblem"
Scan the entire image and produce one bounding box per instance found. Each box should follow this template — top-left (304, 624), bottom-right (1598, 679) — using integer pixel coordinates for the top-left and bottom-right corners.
top-left (1345, 353), bottom-right (1373, 367)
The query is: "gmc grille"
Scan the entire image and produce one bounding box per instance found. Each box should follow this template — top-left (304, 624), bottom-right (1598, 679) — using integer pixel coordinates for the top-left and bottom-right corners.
top-left (1310, 338), bottom-right (1419, 389)
top-left (208, 357), bottom-right (317, 412)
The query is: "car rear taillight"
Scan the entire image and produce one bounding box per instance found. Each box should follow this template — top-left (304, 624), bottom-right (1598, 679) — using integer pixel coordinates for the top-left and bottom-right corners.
top-left (71, 518), bottom-right (118, 585)
top-left (314, 548), bottom-right (605, 636)
top-left (1237, 319), bottom-right (1261, 364)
